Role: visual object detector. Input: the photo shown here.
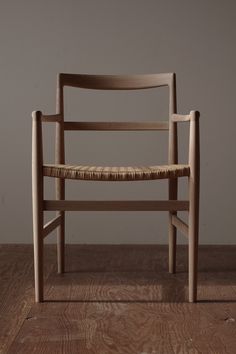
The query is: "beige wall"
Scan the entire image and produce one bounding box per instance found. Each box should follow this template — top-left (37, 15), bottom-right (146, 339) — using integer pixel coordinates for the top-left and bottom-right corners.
top-left (0, 0), bottom-right (235, 244)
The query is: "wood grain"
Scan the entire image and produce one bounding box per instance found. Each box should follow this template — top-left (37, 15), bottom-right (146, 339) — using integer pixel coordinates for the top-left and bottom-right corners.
top-left (0, 245), bottom-right (55, 354)
top-left (1, 245), bottom-right (236, 353)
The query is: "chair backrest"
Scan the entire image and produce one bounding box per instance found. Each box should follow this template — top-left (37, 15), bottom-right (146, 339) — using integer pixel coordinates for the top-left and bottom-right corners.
top-left (55, 73), bottom-right (177, 166)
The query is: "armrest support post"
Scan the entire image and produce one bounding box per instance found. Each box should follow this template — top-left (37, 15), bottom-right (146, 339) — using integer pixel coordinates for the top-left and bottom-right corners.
top-left (189, 111), bottom-right (200, 173)
top-left (32, 110), bottom-right (43, 176)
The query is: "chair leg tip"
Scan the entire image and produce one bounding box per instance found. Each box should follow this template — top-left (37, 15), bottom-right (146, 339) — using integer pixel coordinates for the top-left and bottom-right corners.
top-left (35, 289), bottom-right (44, 303)
top-left (58, 266), bottom-right (65, 274)
top-left (169, 266), bottom-right (176, 274)
top-left (189, 294), bottom-right (197, 303)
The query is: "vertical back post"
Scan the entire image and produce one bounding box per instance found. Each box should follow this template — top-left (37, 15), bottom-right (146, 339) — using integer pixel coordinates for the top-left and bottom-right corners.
top-left (168, 73), bottom-right (178, 273)
top-left (55, 74), bottom-right (65, 273)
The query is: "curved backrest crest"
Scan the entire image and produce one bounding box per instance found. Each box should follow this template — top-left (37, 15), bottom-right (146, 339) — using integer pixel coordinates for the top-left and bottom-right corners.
top-left (59, 73), bottom-right (175, 90)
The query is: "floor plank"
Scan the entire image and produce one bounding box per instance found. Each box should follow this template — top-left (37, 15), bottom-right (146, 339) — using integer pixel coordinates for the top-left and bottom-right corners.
top-left (0, 245), bottom-right (56, 354)
top-left (0, 245), bottom-right (235, 354)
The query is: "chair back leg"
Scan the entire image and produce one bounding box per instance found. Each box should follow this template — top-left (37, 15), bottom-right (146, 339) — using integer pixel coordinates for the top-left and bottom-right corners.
top-left (55, 76), bottom-right (66, 274)
top-left (188, 175), bottom-right (200, 302)
top-left (168, 178), bottom-right (177, 273)
top-left (57, 210), bottom-right (65, 273)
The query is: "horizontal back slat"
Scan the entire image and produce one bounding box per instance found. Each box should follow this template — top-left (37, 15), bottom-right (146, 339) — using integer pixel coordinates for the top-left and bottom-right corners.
top-left (60, 73), bottom-right (174, 90)
top-left (64, 121), bottom-right (169, 131)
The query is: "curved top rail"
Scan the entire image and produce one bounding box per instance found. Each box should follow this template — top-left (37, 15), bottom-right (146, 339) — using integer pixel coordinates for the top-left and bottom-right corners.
top-left (59, 73), bottom-right (175, 90)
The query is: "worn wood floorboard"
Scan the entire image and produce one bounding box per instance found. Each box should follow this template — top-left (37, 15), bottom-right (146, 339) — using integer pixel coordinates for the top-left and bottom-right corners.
top-left (0, 245), bottom-right (235, 353)
top-left (0, 245), bottom-right (56, 354)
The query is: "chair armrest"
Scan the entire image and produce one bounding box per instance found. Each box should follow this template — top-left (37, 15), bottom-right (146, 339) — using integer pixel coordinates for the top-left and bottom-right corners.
top-left (41, 113), bottom-right (62, 122)
top-left (171, 111), bottom-right (200, 123)
top-left (188, 111), bottom-right (200, 175)
top-left (169, 111), bottom-right (200, 167)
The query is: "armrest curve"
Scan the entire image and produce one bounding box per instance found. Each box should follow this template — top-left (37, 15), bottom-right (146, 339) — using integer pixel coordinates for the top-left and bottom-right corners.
top-left (171, 111), bottom-right (200, 123)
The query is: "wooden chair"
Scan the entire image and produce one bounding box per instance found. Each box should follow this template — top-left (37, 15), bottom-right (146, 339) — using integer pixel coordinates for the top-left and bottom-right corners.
top-left (32, 73), bottom-right (200, 303)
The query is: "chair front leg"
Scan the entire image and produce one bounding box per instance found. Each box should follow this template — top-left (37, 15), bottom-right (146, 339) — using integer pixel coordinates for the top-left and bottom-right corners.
top-left (32, 111), bottom-right (44, 302)
top-left (32, 206), bottom-right (44, 302)
top-left (188, 111), bottom-right (200, 302)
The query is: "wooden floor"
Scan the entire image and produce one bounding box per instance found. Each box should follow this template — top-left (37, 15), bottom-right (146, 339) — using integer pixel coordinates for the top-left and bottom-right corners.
top-left (0, 245), bottom-right (236, 353)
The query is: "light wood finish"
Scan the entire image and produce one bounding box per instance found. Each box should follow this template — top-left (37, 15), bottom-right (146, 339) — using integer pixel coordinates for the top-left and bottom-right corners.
top-left (43, 215), bottom-right (62, 238)
top-left (2, 245), bottom-right (236, 353)
top-left (32, 72), bottom-right (200, 302)
top-left (41, 114), bottom-right (62, 122)
top-left (43, 200), bottom-right (190, 212)
top-left (32, 111), bottom-right (44, 303)
top-left (168, 73), bottom-right (178, 274)
top-left (188, 110), bottom-right (200, 302)
top-left (64, 121), bottom-right (169, 131)
top-left (55, 74), bottom-right (65, 276)
top-left (60, 73), bottom-right (174, 90)
top-left (171, 215), bottom-right (189, 237)
top-left (172, 113), bottom-right (191, 122)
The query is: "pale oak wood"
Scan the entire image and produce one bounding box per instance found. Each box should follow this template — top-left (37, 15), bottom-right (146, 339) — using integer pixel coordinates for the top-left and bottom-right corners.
top-left (64, 121), bottom-right (169, 131)
top-left (43, 200), bottom-right (189, 212)
top-left (32, 72), bottom-right (200, 303)
top-left (43, 215), bottom-right (62, 238)
top-left (60, 73), bottom-right (174, 90)
top-left (172, 113), bottom-right (191, 122)
top-left (169, 109), bottom-right (200, 303)
top-left (171, 215), bottom-right (189, 237)
top-left (188, 110), bottom-right (200, 302)
top-left (168, 73), bottom-right (178, 274)
top-left (41, 114), bottom-right (62, 122)
top-left (32, 111), bottom-right (44, 302)
top-left (56, 74), bottom-right (65, 276)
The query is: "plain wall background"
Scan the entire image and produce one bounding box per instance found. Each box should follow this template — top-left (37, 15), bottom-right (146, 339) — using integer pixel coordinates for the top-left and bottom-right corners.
top-left (0, 0), bottom-right (235, 244)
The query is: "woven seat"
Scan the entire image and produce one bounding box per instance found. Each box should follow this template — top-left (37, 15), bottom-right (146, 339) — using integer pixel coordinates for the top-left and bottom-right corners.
top-left (43, 163), bottom-right (190, 181)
